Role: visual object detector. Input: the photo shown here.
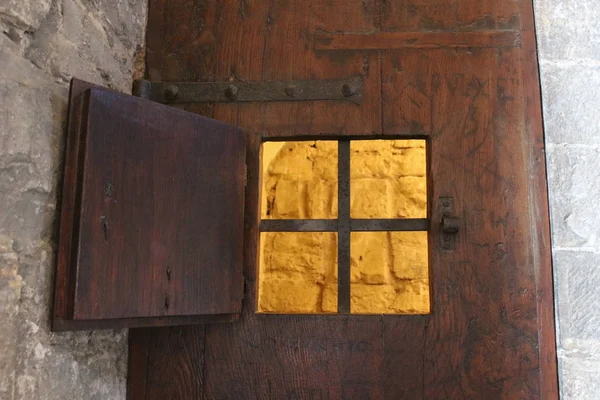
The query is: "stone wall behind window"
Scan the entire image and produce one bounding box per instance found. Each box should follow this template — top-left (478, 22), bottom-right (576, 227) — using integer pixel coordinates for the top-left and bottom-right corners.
top-left (0, 0), bottom-right (147, 399)
top-left (258, 140), bottom-right (430, 315)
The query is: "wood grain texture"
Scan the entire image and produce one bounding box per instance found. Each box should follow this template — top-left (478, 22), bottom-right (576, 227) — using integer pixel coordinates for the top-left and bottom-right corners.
top-left (53, 314), bottom-right (238, 332)
top-left (314, 31), bottom-right (521, 50)
top-left (519, 0), bottom-right (559, 396)
top-left (129, 0), bottom-right (558, 398)
top-left (53, 80), bottom-right (246, 330)
top-left (128, 326), bottom-right (205, 400)
top-left (75, 88), bottom-right (246, 319)
top-left (53, 79), bottom-right (91, 325)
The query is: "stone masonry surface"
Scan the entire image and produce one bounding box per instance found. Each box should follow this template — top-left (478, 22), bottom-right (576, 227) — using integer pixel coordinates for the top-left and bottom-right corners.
top-left (534, 0), bottom-right (600, 398)
top-left (0, 0), bottom-right (147, 399)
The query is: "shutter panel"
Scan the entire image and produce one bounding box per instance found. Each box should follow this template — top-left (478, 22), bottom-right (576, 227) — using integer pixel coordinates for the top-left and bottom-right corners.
top-left (53, 79), bottom-right (245, 331)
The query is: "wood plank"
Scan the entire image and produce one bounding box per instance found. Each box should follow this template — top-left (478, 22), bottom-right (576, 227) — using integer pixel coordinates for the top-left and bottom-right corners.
top-left (518, 0), bottom-right (560, 396)
top-left (381, 49), bottom-right (494, 136)
top-left (381, 317), bottom-right (428, 399)
top-left (53, 79), bottom-right (91, 322)
top-left (54, 79), bottom-right (246, 330)
top-left (53, 314), bottom-right (237, 332)
top-left (208, 0), bottom-right (382, 136)
top-left (380, 39), bottom-right (557, 396)
top-left (203, 305), bottom-right (387, 399)
top-left (54, 80), bottom-right (241, 330)
top-left (379, 0), bottom-right (521, 32)
top-left (127, 328), bottom-right (149, 400)
top-left (314, 31), bottom-right (521, 50)
top-left (128, 326), bottom-right (205, 400)
top-left (145, 0), bottom-right (217, 117)
top-left (72, 88), bottom-right (245, 320)
top-left (382, 45), bottom-right (545, 397)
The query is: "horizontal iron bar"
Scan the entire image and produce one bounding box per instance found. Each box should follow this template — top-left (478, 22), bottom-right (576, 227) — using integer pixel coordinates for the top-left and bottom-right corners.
top-left (260, 220), bottom-right (338, 232)
top-left (144, 76), bottom-right (364, 105)
top-left (351, 218), bottom-right (429, 231)
top-left (259, 218), bottom-right (428, 232)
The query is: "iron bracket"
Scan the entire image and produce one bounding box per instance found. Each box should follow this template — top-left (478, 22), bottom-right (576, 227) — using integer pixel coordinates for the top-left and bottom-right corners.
top-left (440, 197), bottom-right (459, 251)
top-left (133, 76), bottom-right (364, 105)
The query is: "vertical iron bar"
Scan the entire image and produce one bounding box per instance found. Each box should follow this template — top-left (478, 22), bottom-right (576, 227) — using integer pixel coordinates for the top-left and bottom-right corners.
top-left (338, 140), bottom-right (351, 313)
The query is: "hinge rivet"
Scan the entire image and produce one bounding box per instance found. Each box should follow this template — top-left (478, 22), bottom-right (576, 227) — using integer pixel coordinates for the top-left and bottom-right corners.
top-left (164, 84), bottom-right (179, 101)
top-left (284, 86), bottom-right (296, 98)
top-left (225, 84), bottom-right (239, 100)
top-left (342, 84), bottom-right (358, 97)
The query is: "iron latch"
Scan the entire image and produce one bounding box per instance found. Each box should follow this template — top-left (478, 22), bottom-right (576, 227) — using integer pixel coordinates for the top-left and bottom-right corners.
top-left (133, 76), bottom-right (363, 105)
top-left (440, 197), bottom-right (459, 251)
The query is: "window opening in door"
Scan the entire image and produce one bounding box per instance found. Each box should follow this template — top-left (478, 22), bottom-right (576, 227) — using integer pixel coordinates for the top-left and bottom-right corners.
top-left (258, 139), bottom-right (429, 314)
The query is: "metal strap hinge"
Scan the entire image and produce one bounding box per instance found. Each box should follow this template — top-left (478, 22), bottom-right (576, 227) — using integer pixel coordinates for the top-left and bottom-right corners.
top-left (133, 76), bottom-right (364, 105)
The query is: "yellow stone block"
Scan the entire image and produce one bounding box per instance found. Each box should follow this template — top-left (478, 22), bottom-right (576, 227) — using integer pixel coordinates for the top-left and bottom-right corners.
top-left (389, 176), bottom-right (427, 218)
top-left (351, 232), bottom-right (389, 285)
top-left (351, 140), bottom-right (395, 179)
top-left (390, 232), bottom-right (429, 280)
top-left (266, 142), bottom-right (315, 180)
top-left (390, 280), bottom-right (430, 314)
top-left (321, 283), bottom-right (338, 313)
top-left (392, 139), bottom-right (425, 149)
top-left (262, 141), bottom-right (338, 219)
top-left (262, 232), bottom-right (337, 283)
top-left (258, 272), bottom-right (323, 313)
top-left (268, 231), bottom-right (337, 255)
top-left (351, 140), bottom-right (392, 152)
top-left (307, 180), bottom-right (337, 219)
top-left (350, 178), bottom-right (391, 218)
top-left (387, 147), bottom-right (426, 177)
top-left (273, 179), bottom-right (301, 218)
top-left (351, 140), bottom-right (426, 179)
top-left (312, 141), bottom-right (338, 181)
top-left (351, 284), bottom-right (397, 314)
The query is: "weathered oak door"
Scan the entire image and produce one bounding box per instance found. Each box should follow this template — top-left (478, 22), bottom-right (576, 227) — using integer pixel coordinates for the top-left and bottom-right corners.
top-left (128, 0), bottom-right (558, 398)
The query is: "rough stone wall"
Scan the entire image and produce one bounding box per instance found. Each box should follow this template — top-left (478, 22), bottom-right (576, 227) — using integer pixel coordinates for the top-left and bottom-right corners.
top-left (534, 0), bottom-right (600, 398)
top-left (0, 1), bottom-right (146, 399)
top-left (258, 140), bottom-right (429, 314)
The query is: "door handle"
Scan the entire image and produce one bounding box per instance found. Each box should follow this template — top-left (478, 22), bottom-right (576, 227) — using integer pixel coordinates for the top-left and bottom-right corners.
top-left (440, 197), bottom-right (459, 250)
top-left (441, 215), bottom-right (460, 234)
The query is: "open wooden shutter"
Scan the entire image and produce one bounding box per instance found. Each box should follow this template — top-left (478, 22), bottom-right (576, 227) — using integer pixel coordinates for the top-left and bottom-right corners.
top-left (52, 79), bottom-right (246, 331)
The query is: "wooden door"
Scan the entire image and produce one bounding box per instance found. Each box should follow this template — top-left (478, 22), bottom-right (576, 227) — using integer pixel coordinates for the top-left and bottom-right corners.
top-left (128, 0), bottom-right (558, 398)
